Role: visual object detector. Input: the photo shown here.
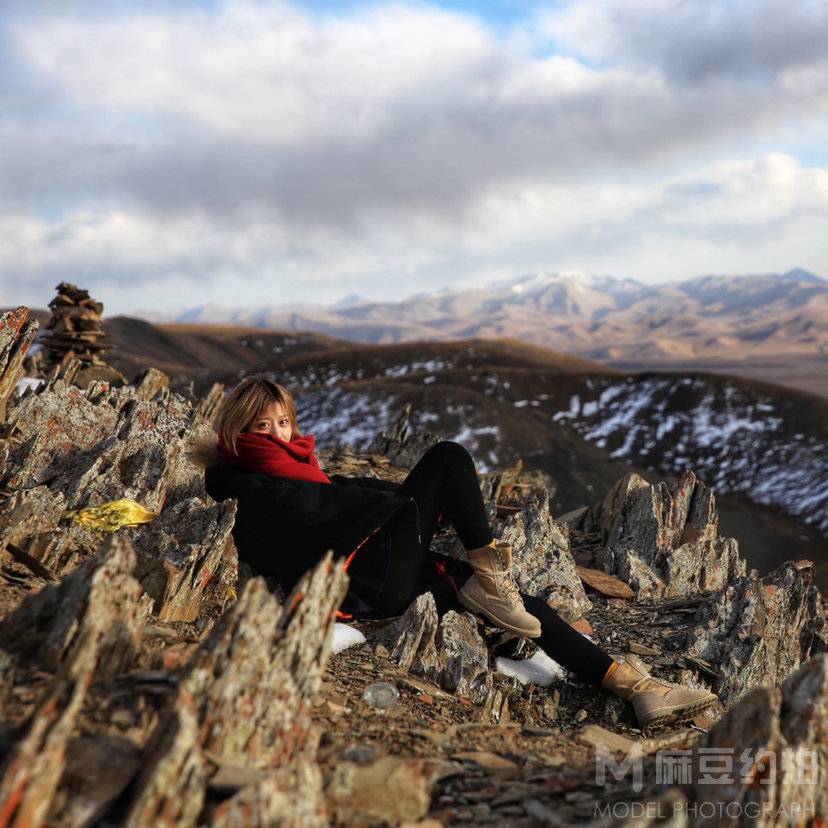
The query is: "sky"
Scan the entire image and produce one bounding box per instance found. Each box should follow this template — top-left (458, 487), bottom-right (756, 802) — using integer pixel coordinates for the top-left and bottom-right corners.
top-left (2, 0), bottom-right (828, 315)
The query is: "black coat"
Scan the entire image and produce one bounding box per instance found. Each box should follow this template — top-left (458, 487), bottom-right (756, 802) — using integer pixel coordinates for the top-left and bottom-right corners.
top-left (203, 462), bottom-right (425, 615)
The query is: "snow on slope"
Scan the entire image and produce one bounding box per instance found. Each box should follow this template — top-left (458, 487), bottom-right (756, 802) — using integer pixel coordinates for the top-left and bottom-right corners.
top-left (249, 346), bottom-right (510, 471)
top-left (297, 388), bottom-right (500, 472)
top-left (554, 377), bottom-right (828, 533)
top-left (298, 386), bottom-right (402, 450)
top-left (293, 386), bottom-right (503, 472)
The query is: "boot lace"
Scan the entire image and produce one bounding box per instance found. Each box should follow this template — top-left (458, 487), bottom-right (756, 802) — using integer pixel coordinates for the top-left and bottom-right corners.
top-left (629, 669), bottom-right (672, 694)
top-left (494, 547), bottom-right (522, 606)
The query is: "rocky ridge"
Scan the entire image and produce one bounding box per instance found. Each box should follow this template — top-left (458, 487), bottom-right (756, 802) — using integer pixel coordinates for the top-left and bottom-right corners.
top-left (1, 306), bottom-right (827, 826)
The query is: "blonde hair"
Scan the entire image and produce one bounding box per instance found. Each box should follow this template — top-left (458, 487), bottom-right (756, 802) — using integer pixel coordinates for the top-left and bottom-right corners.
top-left (215, 376), bottom-right (302, 456)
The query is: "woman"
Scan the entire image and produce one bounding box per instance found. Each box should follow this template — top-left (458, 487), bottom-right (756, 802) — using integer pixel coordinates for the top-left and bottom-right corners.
top-left (196, 376), bottom-right (718, 728)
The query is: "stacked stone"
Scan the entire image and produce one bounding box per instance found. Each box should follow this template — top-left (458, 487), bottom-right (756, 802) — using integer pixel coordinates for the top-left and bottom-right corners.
top-left (39, 282), bottom-right (125, 387)
top-left (41, 282), bottom-right (107, 369)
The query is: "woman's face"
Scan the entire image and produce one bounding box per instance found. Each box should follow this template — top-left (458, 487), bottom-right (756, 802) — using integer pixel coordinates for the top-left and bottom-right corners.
top-left (246, 401), bottom-right (292, 442)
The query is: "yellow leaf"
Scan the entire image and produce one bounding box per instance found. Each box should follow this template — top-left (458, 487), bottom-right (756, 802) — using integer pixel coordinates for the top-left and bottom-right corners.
top-left (65, 498), bottom-right (160, 532)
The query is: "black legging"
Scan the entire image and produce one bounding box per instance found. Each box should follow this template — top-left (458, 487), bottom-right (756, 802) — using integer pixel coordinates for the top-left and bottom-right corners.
top-left (398, 439), bottom-right (493, 552)
top-left (384, 440), bottom-right (614, 685)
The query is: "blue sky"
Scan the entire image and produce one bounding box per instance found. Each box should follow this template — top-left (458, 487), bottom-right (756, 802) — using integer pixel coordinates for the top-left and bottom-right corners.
top-left (2, 0), bottom-right (827, 315)
top-left (297, 0), bottom-right (542, 27)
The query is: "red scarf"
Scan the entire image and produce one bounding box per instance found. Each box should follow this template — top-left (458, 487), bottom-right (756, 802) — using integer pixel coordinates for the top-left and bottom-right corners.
top-left (218, 430), bottom-right (332, 484)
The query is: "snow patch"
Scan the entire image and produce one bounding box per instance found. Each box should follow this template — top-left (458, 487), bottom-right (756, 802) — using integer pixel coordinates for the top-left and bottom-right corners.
top-left (495, 650), bottom-right (567, 687)
top-left (385, 359), bottom-right (447, 378)
top-left (331, 624), bottom-right (366, 654)
top-left (553, 394), bottom-right (581, 421)
top-left (582, 400), bottom-right (598, 417)
top-left (299, 386), bottom-right (399, 450)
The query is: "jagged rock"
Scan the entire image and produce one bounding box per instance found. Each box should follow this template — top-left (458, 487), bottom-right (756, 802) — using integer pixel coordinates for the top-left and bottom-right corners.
top-left (375, 595), bottom-right (492, 702)
top-left (368, 402), bottom-right (442, 468)
top-left (192, 553), bottom-right (346, 766)
top-left (6, 380), bottom-right (208, 515)
top-left (690, 653), bottom-right (828, 826)
top-left (132, 366), bottom-right (171, 400)
top-left (8, 376), bottom-right (118, 457)
top-left (122, 689), bottom-right (208, 828)
top-left (0, 485), bottom-right (67, 552)
top-left (478, 683), bottom-right (511, 724)
top-left (0, 307), bottom-right (39, 423)
top-left (0, 539), bottom-right (120, 826)
top-left (122, 555), bottom-right (347, 827)
top-left (0, 534), bottom-right (151, 676)
top-left (210, 758), bottom-right (327, 828)
top-left (0, 673), bottom-right (91, 827)
top-left (684, 560), bottom-right (828, 707)
top-left (437, 610), bottom-right (492, 703)
top-left (579, 471), bottom-right (746, 599)
top-left (498, 490), bottom-right (592, 622)
top-left (195, 382), bottom-right (225, 428)
top-left (182, 560), bottom-right (342, 767)
top-left (479, 459), bottom-right (524, 503)
top-left (131, 497), bottom-right (237, 622)
top-left (376, 591), bottom-right (441, 676)
top-left (47, 353), bottom-right (83, 386)
top-left (1, 375), bottom-right (237, 620)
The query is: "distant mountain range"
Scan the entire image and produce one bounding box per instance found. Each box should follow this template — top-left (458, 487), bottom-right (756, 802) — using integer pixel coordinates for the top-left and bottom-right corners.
top-left (144, 268), bottom-right (828, 367)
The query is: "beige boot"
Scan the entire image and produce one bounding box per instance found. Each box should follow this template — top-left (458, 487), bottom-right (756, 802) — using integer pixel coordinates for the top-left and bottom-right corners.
top-left (602, 656), bottom-right (718, 728)
top-left (458, 540), bottom-right (542, 638)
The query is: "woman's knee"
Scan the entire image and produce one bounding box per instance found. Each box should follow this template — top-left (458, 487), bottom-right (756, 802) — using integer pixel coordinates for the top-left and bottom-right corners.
top-left (427, 439), bottom-right (475, 466)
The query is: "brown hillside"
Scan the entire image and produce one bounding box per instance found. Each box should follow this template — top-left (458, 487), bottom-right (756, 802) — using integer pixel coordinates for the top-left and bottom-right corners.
top-left (100, 319), bottom-right (617, 392)
top-left (278, 337), bottom-right (615, 378)
top-left (102, 317), bottom-right (343, 386)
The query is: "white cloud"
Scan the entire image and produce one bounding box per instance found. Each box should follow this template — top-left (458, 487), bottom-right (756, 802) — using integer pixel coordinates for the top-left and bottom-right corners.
top-left (5, 151), bottom-right (826, 312)
top-left (656, 154), bottom-right (828, 229)
top-left (539, 0), bottom-right (828, 84)
top-left (7, 0), bottom-right (828, 217)
top-left (16, 3), bottom-right (496, 144)
top-left (1, 1), bottom-right (827, 311)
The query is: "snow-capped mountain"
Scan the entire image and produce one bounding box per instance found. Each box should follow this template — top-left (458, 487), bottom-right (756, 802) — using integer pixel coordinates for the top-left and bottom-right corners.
top-left (137, 268), bottom-right (828, 398)
top-left (151, 267), bottom-right (825, 337)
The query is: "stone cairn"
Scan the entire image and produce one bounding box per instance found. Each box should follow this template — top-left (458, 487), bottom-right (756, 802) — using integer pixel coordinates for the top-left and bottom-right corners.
top-left (39, 282), bottom-right (125, 387)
